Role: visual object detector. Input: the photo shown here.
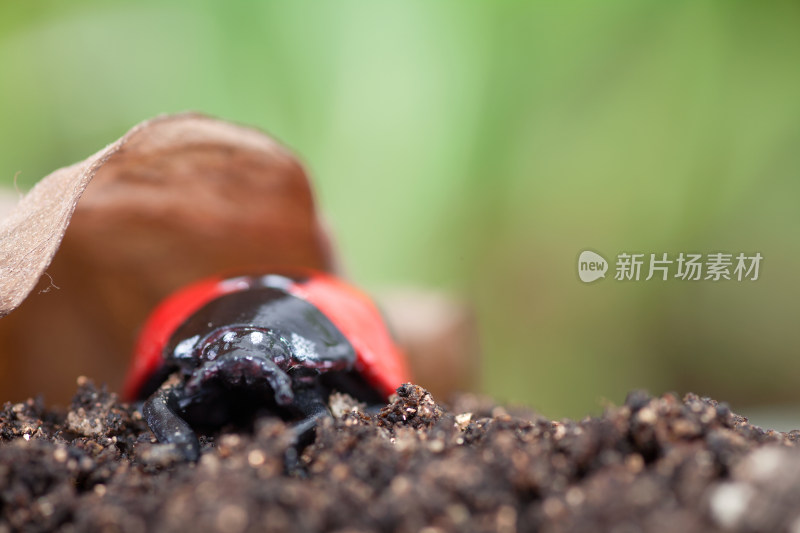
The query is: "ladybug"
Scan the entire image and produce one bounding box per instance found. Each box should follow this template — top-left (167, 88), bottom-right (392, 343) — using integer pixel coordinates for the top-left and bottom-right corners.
top-left (124, 270), bottom-right (411, 461)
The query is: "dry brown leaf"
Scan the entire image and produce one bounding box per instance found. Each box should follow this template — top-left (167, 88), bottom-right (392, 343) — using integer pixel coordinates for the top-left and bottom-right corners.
top-left (0, 141), bottom-right (121, 317)
top-left (0, 113), bottom-right (479, 405)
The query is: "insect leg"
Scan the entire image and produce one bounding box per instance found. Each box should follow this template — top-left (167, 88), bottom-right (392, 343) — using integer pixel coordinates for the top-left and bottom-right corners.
top-left (142, 387), bottom-right (201, 461)
top-left (282, 384), bottom-right (331, 473)
top-left (290, 385), bottom-right (332, 446)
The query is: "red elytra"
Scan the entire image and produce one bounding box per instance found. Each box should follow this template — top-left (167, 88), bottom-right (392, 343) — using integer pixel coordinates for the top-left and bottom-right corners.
top-left (123, 270), bottom-right (411, 401)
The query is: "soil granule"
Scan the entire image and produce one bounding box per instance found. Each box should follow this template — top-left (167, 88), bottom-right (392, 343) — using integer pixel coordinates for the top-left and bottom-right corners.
top-left (2, 378), bottom-right (800, 533)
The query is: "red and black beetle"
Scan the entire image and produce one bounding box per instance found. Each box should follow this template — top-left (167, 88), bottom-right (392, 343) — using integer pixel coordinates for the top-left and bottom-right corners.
top-left (124, 270), bottom-right (411, 461)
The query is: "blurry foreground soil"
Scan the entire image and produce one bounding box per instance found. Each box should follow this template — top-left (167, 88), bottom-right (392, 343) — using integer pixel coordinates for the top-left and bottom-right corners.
top-left (2, 380), bottom-right (800, 533)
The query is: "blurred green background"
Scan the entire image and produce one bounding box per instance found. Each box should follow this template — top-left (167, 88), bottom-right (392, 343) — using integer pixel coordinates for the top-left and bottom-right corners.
top-left (2, 1), bottom-right (799, 422)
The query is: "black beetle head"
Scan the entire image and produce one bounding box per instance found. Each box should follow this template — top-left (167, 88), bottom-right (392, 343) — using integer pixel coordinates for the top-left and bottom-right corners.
top-left (197, 327), bottom-right (291, 366)
top-left (172, 326), bottom-right (295, 405)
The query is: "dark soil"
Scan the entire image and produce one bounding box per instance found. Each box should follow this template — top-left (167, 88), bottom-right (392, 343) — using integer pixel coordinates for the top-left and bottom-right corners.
top-left (2, 379), bottom-right (800, 533)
